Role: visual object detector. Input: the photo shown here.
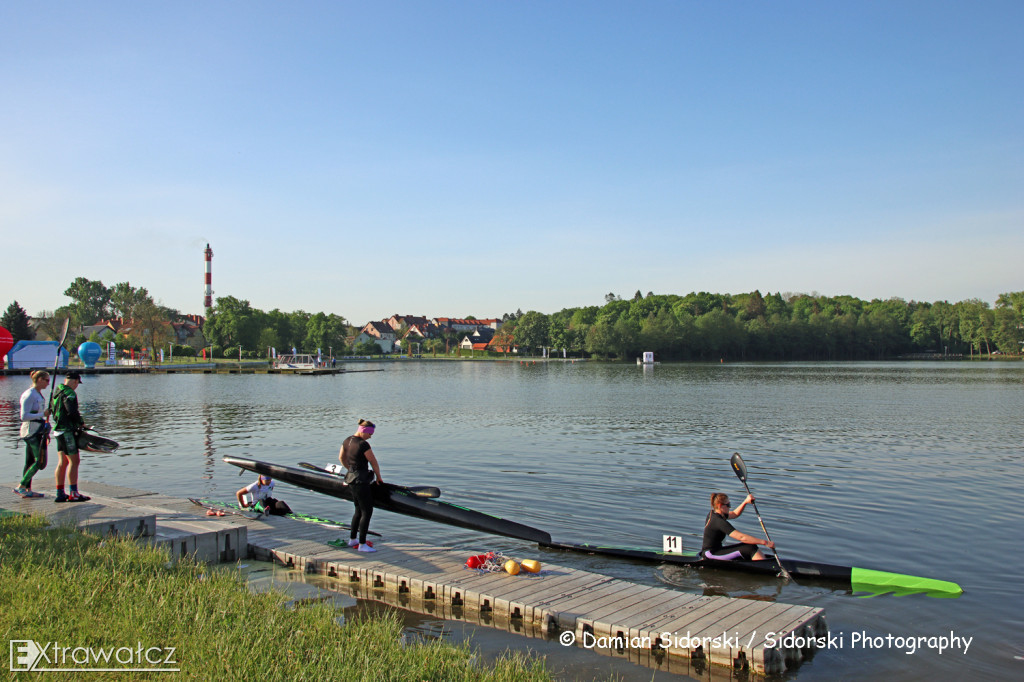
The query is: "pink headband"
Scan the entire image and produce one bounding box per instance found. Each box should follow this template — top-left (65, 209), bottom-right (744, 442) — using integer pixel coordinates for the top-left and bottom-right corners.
top-left (357, 426), bottom-right (375, 435)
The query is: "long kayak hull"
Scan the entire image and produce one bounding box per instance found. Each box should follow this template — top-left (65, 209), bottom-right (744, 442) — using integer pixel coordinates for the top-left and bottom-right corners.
top-left (222, 456), bottom-right (551, 544)
top-left (540, 540), bottom-right (962, 596)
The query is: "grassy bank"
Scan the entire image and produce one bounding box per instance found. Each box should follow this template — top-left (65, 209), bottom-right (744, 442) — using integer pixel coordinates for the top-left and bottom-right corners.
top-left (0, 515), bottom-right (553, 681)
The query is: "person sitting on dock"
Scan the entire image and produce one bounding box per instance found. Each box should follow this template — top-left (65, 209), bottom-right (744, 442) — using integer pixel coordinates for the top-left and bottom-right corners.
top-left (339, 418), bottom-right (383, 553)
top-left (236, 474), bottom-right (292, 516)
top-left (701, 492), bottom-right (774, 561)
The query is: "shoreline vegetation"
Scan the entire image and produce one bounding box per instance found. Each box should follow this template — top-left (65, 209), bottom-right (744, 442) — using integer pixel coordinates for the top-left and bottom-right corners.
top-left (5, 282), bottom-right (1024, 365)
top-left (0, 514), bottom-right (552, 681)
top-left (1, 351), bottom-right (1020, 377)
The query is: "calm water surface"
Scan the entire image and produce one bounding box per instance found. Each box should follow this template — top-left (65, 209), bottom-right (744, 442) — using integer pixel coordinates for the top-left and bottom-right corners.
top-left (2, 361), bottom-right (1021, 680)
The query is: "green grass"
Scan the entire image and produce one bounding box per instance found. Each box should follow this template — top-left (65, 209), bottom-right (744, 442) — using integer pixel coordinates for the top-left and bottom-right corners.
top-left (0, 515), bottom-right (553, 681)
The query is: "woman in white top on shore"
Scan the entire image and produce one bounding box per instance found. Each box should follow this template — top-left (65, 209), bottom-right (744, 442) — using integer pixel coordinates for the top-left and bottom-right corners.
top-left (15, 370), bottom-right (51, 498)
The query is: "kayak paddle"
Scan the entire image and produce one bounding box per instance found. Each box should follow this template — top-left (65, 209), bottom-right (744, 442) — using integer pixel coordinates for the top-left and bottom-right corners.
top-left (730, 452), bottom-right (793, 581)
top-left (46, 318), bottom-right (71, 420)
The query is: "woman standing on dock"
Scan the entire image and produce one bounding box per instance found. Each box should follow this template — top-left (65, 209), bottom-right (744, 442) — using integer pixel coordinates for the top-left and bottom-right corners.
top-left (339, 418), bottom-right (383, 553)
top-left (14, 370), bottom-right (50, 498)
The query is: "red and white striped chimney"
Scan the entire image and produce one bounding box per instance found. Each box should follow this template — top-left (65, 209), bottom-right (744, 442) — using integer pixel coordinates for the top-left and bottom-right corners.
top-left (204, 243), bottom-right (213, 309)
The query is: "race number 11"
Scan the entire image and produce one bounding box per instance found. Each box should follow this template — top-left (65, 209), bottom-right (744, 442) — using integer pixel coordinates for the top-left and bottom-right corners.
top-left (662, 535), bottom-right (683, 555)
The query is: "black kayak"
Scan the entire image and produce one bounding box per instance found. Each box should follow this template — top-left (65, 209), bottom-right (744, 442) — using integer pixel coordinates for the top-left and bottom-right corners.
top-left (223, 456), bottom-right (551, 544)
top-left (297, 462), bottom-right (441, 499)
top-left (540, 540), bottom-right (963, 597)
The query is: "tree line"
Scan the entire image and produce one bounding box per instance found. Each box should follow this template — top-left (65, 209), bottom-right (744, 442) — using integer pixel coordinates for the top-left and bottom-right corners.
top-left (4, 278), bottom-right (180, 354)
top-left (3, 279), bottom-right (353, 360)
top-left (499, 290), bottom-right (1024, 361)
top-left (202, 295), bottom-right (350, 358)
top-left (8, 282), bottom-right (1023, 362)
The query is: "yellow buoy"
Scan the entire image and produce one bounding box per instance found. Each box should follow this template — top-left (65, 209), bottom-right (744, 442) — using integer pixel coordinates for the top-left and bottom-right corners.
top-left (504, 559), bottom-right (521, 575)
top-left (520, 559), bottom-right (541, 573)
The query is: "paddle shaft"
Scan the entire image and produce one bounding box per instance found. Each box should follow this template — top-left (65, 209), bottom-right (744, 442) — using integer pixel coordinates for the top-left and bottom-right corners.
top-left (736, 477), bottom-right (793, 581)
top-left (46, 319), bottom-right (71, 425)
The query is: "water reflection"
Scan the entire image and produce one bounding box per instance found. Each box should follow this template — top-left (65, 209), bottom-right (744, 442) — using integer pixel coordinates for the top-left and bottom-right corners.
top-left (202, 407), bottom-right (215, 480)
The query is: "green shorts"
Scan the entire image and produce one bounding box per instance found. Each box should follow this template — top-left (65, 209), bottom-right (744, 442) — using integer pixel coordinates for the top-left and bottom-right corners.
top-left (55, 432), bottom-right (79, 456)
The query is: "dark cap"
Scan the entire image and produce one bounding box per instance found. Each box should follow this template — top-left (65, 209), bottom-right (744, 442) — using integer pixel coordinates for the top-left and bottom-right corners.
top-left (66, 371), bottom-right (83, 382)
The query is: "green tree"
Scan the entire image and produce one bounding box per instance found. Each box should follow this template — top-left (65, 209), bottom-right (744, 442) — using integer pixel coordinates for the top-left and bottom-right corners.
top-left (354, 340), bottom-right (382, 355)
top-left (909, 305), bottom-right (937, 350)
top-left (108, 282), bottom-right (153, 320)
top-left (304, 313), bottom-right (349, 354)
top-left (204, 296), bottom-right (262, 349)
top-left (513, 311), bottom-right (550, 353)
top-left (995, 291), bottom-right (1024, 317)
top-left (992, 307), bottom-right (1023, 354)
top-left (695, 308), bottom-right (743, 359)
top-left (957, 299), bottom-right (991, 356)
top-left (2, 301), bottom-right (33, 342)
top-left (763, 292), bottom-right (789, 320)
top-left (287, 311), bottom-right (312, 348)
top-left (584, 321), bottom-right (615, 358)
top-left (735, 290), bottom-right (766, 322)
top-left (257, 327), bottom-right (281, 352)
top-left (63, 277), bottom-right (110, 323)
top-left (931, 301), bottom-right (962, 353)
top-left (609, 317), bottom-right (640, 359)
top-left (127, 299), bottom-right (174, 355)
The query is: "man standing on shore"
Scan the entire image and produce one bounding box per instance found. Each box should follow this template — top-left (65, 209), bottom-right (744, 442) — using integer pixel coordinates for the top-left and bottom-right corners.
top-left (51, 371), bottom-right (90, 502)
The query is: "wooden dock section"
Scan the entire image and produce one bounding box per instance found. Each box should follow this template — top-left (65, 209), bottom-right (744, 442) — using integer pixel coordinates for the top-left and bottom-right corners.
top-left (1, 482), bottom-right (827, 676)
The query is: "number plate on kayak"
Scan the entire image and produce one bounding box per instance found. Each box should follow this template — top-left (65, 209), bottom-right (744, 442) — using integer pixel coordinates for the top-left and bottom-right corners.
top-left (662, 535), bottom-right (683, 555)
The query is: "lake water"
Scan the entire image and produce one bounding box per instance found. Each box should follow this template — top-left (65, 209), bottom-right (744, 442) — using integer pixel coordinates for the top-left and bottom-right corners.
top-left (2, 361), bottom-right (1021, 680)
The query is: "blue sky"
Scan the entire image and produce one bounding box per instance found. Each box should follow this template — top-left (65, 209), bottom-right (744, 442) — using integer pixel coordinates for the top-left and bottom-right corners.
top-left (2, 1), bottom-right (1021, 325)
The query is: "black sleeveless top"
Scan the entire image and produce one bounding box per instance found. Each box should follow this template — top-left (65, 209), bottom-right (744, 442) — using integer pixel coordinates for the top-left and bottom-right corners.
top-left (341, 436), bottom-right (372, 482)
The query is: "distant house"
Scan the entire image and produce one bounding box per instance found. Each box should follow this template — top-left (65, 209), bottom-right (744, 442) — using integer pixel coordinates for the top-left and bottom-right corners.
top-left (171, 318), bottom-right (206, 350)
top-left (80, 322), bottom-right (118, 340)
top-left (357, 321), bottom-right (396, 353)
top-left (404, 322), bottom-right (439, 339)
top-left (459, 327), bottom-right (496, 351)
top-left (90, 315), bottom-right (206, 351)
top-left (435, 317), bottom-right (502, 332)
top-left (385, 314), bottom-right (431, 332)
top-left (487, 329), bottom-right (518, 354)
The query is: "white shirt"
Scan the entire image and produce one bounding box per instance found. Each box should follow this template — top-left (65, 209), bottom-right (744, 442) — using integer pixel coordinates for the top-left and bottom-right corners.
top-left (20, 387), bottom-right (46, 422)
top-left (245, 479), bottom-right (274, 502)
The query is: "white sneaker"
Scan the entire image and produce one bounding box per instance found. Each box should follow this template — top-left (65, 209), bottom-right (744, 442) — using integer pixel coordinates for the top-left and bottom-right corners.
top-left (357, 543), bottom-right (376, 553)
top-left (347, 539), bottom-right (359, 548)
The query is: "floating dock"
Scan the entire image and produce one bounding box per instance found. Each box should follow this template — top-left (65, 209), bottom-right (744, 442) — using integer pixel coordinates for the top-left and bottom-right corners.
top-left (1, 482), bottom-right (827, 676)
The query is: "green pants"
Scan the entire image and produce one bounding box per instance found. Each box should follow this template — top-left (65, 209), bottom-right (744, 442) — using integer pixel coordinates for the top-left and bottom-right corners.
top-left (21, 433), bottom-right (48, 488)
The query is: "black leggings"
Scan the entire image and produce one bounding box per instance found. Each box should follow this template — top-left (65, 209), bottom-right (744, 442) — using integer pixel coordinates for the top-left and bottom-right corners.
top-left (349, 482), bottom-right (374, 544)
top-left (261, 498), bottom-right (292, 516)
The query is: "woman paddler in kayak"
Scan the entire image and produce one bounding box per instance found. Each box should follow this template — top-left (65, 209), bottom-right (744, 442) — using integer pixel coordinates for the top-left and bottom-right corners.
top-left (340, 419), bottom-right (383, 553)
top-left (701, 492), bottom-right (775, 561)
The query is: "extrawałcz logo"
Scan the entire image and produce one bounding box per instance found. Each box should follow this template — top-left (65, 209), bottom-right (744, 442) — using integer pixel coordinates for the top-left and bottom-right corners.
top-left (10, 640), bottom-right (179, 672)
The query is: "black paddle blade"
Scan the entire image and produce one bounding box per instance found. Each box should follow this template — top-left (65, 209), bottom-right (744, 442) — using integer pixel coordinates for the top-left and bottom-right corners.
top-left (730, 452), bottom-right (747, 483)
